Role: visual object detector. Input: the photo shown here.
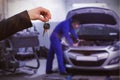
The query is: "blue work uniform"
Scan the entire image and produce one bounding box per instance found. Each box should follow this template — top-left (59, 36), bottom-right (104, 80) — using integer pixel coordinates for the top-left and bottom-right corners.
top-left (46, 19), bottom-right (78, 73)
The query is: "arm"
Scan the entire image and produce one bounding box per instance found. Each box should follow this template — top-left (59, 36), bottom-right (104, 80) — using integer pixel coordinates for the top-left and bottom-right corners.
top-left (28, 7), bottom-right (51, 22)
top-left (70, 27), bottom-right (78, 40)
top-left (62, 23), bottom-right (73, 46)
top-left (0, 11), bottom-right (32, 41)
top-left (0, 7), bottom-right (51, 41)
top-left (70, 27), bottom-right (80, 46)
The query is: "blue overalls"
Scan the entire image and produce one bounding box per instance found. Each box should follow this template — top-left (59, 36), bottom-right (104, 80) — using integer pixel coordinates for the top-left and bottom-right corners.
top-left (46, 19), bottom-right (78, 73)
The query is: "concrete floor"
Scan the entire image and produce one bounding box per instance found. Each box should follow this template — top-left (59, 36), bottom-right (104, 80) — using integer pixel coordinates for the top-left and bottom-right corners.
top-left (0, 58), bottom-right (119, 80)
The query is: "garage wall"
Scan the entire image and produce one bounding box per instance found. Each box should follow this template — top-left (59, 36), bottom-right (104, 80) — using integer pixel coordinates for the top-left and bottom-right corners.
top-left (0, 0), bottom-right (4, 20)
top-left (0, 0), bottom-right (8, 20)
top-left (5, 0), bottom-right (120, 20)
top-left (119, 0), bottom-right (120, 16)
top-left (7, 0), bottom-right (67, 22)
top-left (2, 0), bottom-right (120, 48)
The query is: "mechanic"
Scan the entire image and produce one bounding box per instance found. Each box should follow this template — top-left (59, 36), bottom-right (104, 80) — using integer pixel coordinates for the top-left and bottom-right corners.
top-left (46, 14), bottom-right (80, 75)
top-left (0, 7), bottom-right (51, 41)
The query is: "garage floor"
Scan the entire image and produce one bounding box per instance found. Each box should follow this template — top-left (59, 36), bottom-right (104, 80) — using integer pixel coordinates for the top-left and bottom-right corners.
top-left (0, 59), bottom-right (119, 80)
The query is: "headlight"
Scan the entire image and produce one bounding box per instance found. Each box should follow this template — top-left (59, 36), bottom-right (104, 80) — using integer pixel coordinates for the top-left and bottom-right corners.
top-left (112, 41), bottom-right (120, 51)
top-left (108, 57), bottom-right (120, 65)
top-left (109, 45), bottom-right (120, 51)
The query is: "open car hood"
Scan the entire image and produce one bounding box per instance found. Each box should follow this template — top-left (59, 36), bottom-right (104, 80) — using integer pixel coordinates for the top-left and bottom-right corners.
top-left (66, 7), bottom-right (120, 41)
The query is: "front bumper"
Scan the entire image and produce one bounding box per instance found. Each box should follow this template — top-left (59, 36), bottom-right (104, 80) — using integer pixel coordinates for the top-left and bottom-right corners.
top-left (64, 46), bottom-right (119, 70)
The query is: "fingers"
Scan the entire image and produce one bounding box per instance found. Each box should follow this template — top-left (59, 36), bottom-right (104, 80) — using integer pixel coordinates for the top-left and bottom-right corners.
top-left (27, 7), bottom-right (51, 22)
top-left (41, 10), bottom-right (51, 19)
top-left (39, 15), bottom-right (49, 22)
top-left (40, 8), bottom-right (51, 22)
top-left (73, 43), bottom-right (79, 47)
top-left (39, 14), bottom-right (50, 22)
top-left (40, 7), bottom-right (51, 19)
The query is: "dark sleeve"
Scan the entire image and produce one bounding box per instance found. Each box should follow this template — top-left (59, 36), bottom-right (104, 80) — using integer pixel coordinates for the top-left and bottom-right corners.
top-left (70, 27), bottom-right (78, 39)
top-left (62, 23), bottom-right (73, 46)
top-left (0, 10), bottom-right (32, 41)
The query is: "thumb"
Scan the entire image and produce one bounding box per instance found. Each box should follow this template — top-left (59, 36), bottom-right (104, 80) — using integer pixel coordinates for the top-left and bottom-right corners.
top-left (38, 16), bottom-right (46, 22)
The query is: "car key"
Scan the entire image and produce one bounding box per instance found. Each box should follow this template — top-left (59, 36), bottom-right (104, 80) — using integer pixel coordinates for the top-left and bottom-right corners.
top-left (43, 22), bottom-right (50, 37)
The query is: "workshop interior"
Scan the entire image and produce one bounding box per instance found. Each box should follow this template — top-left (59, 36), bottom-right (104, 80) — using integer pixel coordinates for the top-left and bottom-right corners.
top-left (0, 0), bottom-right (120, 80)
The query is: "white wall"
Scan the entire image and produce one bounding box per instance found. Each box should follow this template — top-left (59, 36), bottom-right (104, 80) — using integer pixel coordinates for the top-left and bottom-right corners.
top-left (118, 0), bottom-right (120, 15)
top-left (0, 0), bottom-right (4, 20)
top-left (65, 0), bottom-right (120, 16)
top-left (7, 0), bottom-right (67, 22)
top-left (5, 0), bottom-right (120, 21)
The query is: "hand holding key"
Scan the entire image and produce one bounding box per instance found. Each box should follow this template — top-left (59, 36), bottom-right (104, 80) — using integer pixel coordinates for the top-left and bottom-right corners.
top-left (28, 7), bottom-right (51, 22)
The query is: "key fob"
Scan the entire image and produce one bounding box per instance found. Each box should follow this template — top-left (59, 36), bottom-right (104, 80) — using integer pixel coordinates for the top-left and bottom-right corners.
top-left (43, 23), bottom-right (50, 37)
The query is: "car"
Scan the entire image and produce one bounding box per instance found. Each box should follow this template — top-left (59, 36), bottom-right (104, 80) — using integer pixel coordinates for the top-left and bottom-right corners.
top-left (61, 7), bottom-right (120, 73)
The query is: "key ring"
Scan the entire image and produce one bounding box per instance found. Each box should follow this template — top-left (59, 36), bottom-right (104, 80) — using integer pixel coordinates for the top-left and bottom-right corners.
top-left (43, 22), bottom-right (50, 37)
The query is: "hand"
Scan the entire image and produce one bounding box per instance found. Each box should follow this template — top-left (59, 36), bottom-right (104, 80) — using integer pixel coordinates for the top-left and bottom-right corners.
top-left (73, 42), bottom-right (79, 47)
top-left (28, 7), bottom-right (51, 22)
top-left (77, 39), bottom-right (85, 43)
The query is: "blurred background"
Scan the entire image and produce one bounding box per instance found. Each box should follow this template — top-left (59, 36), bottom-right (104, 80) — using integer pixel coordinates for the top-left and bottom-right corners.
top-left (0, 1), bottom-right (120, 80)
top-left (0, 0), bottom-right (120, 48)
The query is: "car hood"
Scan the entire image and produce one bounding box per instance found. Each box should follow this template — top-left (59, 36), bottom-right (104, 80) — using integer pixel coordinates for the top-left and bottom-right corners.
top-left (66, 46), bottom-right (111, 52)
top-left (66, 7), bottom-right (120, 41)
top-left (66, 7), bottom-right (120, 28)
